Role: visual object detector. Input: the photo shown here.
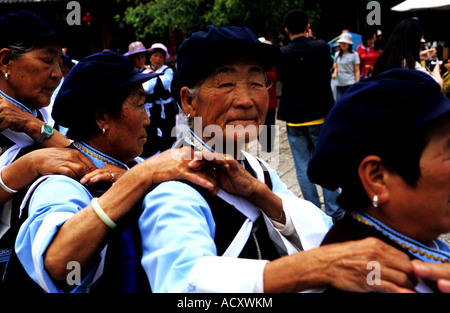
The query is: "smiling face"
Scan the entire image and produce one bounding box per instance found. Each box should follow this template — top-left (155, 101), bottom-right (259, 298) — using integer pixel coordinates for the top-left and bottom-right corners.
top-left (5, 43), bottom-right (63, 110)
top-left (182, 58), bottom-right (269, 153)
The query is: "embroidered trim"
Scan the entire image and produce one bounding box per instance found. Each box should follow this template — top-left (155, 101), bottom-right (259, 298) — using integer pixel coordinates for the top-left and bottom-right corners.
top-left (184, 129), bottom-right (215, 153)
top-left (0, 89), bottom-right (33, 114)
top-left (351, 212), bottom-right (450, 264)
top-left (73, 141), bottom-right (128, 170)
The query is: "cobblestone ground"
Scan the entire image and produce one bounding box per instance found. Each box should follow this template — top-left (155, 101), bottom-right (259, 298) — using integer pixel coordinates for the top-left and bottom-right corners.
top-left (247, 119), bottom-right (450, 245)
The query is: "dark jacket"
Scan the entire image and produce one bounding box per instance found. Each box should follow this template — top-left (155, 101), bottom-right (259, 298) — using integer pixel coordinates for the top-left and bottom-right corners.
top-left (276, 36), bottom-right (334, 124)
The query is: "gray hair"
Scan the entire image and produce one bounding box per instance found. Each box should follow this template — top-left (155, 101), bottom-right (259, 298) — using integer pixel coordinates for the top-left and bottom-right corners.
top-left (6, 42), bottom-right (35, 59)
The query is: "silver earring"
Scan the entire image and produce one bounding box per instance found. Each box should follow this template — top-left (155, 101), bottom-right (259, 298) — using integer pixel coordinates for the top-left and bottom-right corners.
top-left (4, 73), bottom-right (8, 81)
top-left (187, 113), bottom-right (193, 129)
top-left (372, 195), bottom-right (379, 208)
top-left (102, 128), bottom-right (106, 135)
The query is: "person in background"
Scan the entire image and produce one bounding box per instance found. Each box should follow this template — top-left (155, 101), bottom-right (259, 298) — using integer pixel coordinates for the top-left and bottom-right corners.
top-left (141, 43), bottom-right (178, 157)
top-left (309, 69), bottom-right (450, 293)
top-left (357, 27), bottom-right (378, 79)
top-left (124, 41), bottom-right (149, 73)
top-left (332, 32), bottom-right (360, 101)
top-left (276, 9), bottom-right (343, 220)
top-left (258, 37), bottom-right (278, 153)
top-left (372, 18), bottom-right (443, 91)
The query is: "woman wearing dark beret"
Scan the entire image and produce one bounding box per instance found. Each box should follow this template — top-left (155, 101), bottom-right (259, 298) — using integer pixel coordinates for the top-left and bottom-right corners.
top-left (0, 10), bottom-right (117, 289)
top-left (308, 68), bottom-right (450, 292)
top-left (12, 51), bottom-right (217, 293)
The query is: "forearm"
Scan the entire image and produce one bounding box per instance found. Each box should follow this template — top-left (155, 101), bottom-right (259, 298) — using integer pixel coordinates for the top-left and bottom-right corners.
top-left (263, 248), bottom-right (331, 292)
top-left (44, 165), bottom-right (153, 280)
top-left (0, 154), bottom-right (39, 204)
top-left (248, 182), bottom-right (285, 224)
top-left (24, 117), bottom-right (71, 147)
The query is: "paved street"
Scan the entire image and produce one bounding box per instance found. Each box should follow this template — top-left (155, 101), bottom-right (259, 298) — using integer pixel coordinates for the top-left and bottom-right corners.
top-left (247, 117), bottom-right (450, 245)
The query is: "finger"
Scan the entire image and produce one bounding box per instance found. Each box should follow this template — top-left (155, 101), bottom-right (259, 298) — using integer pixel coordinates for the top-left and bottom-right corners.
top-left (182, 172), bottom-right (217, 194)
top-left (438, 279), bottom-right (450, 293)
top-left (412, 260), bottom-right (450, 281)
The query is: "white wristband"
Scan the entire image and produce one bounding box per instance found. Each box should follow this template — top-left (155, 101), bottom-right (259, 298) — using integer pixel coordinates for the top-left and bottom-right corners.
top-left (0, 166), bottom-right (18, 194)
top-left (91, 197), bottom-right (117, 229)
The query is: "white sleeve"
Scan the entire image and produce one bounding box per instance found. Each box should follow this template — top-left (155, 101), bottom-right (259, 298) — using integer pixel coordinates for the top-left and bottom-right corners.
top-left (186, 256), bottom-right (268, 293)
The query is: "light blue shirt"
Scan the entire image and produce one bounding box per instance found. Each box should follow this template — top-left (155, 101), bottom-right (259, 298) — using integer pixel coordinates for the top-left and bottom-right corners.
top-left (139, 155), bottom-right (332, 293)
top-left (15, 141), bottom-right (138, 293)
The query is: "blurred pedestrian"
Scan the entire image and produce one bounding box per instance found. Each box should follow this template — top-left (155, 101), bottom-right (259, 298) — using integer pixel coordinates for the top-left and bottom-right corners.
top-left (276, 9), bottom-right (343, 219)
top-left (332, 32), bottom-right (360, 101)
top-left (258, 37), bottom-right (278, 153)
top-left (357, 27), bottom-right (378, 79)
top-left (372, 18), bottom-right (443, 91)
top-left (141, 43), bottom-right (178, 157)
top-left (124, 41), bottom-right (149, 73)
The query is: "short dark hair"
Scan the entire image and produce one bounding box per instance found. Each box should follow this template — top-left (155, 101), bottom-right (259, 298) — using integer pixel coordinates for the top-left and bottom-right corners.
top-left (284, 9), bottom-right (308, 35)
top-left (337, 122), bottom-right (432, 211)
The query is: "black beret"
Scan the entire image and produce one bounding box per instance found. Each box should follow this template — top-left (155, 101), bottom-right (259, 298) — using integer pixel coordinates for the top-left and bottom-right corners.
top-left (0, 10), bottom-right (69, 47)
top-left (52, 51), bottom-right (159, 128)
top-left (308, 69), bottom-right (450, 191)
top-left (171, 25), bottom-right (280, 105)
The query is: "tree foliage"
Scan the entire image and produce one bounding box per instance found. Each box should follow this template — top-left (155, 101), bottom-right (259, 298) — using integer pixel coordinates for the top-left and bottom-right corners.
top-left (116, 0), bottom-right (321, 40)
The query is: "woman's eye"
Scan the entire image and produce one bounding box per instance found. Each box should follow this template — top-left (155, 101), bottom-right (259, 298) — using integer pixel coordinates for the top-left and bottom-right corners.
top-left (218, 83), bottom-right (233, 88)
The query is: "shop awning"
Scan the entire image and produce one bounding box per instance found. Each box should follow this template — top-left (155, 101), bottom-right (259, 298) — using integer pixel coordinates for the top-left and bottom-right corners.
top-left (392, 0), bottom-right (450, 12)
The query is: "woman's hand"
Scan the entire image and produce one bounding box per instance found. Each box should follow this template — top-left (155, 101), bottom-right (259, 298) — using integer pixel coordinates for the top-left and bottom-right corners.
top-left (0, 98), bottom-right (36, 133)
top-left (188, 151), bottom-right (284, 222)
top-left (412, 260), bottom-right (450, 293)
top-left (80, 164), bottom-right (127, 186)
top-left (188, 151), bottom-right (260, 197)
top-left (0, 148), bottom-right (96, 204)
top-left (137, 147), bottom-right (217, 193)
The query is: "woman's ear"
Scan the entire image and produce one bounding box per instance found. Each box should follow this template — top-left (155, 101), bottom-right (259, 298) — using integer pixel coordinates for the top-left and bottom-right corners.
top-left (94, 107), bottom-right (109, 133)
top-left (180, 86), bottom-right (196, 117)
top-left (358, 155), bottom-right (390, 207)
top-left (0, 48), bottom-right (12, 76)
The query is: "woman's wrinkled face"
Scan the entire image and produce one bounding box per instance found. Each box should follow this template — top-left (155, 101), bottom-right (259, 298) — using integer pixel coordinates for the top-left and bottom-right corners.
top-left (106, 85), bottom-right (150, 163)
top-left (7, 43), bottom-right (63, 110)
top-left (187, 58), bottom-right (269, 151)
top-left (150, 51), bottom-right (165, 69)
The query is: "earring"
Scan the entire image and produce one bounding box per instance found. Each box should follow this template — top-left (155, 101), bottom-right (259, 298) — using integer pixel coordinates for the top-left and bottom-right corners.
top-left (372, 195), bottom-right (379, 208)
top-left (102, 128), bottom-right (106, 135)
top-left (187, 113), bottom-right (193, 129)
top-left (4, 73), bottom-right (8, 81)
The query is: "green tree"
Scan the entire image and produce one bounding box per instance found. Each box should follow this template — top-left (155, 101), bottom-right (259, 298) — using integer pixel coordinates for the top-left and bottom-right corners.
top-left (116, 0), bottom-right (321, 41)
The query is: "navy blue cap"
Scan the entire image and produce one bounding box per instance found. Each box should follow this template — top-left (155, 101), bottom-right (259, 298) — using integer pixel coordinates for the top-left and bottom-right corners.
top-left (0, 10), bottom-right (70, 47)
top-left (52, 51), bottom-right (159, 128)
top-left (171, 25), bottom-right (280, 105)
top-left (308, 69), bottom-right (450, 191)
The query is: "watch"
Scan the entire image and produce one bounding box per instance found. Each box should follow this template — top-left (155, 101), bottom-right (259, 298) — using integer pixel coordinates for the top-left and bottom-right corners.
top-left (35, 124), bottom-right (54, 144)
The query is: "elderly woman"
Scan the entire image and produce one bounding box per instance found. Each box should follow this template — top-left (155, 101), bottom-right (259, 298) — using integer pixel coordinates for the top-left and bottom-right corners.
top-left (138, 26), bottom-right (418, 293)
top-left (0, 11), bottom-right (73, 159)
top-left (12, 51), bottom-right (217, 293)
top-left (0, 10), bottom-right (96, 288)
top-left (308, 69), bottom-right (450, 293)
top-left (141, 43), bottom-right (178, 157)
